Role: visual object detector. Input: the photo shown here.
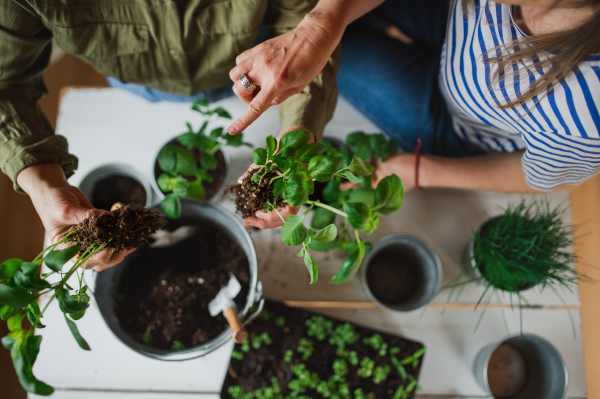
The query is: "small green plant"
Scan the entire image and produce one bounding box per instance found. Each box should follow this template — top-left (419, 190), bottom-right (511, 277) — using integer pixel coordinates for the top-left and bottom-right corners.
top-left (249, 130), bottom-right (403, 284)
top-left (442, 199), bottom-right (593, 335)
top-left (0, 233), bottom-right (108, 396)
top-left (171, 340), bottom-right (185, 350)
top-left (297, 338), bottom-right (314, 361)
top-left (306, 315), bottom-right (333, 341)
top-left (157, 99), bottom-right (251, 218)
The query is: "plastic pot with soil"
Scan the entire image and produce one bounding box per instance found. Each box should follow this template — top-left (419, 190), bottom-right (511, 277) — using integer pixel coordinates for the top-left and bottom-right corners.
top-left (93, 199), bottom-right (263, 360)
top-left (474, 333), bottom-right (568, 399)
top-left (79, 164), bottom-right (152, 210)
top-left (0, 205), bottom-right (165, 396)
top-left (362, 234), bottom-right (442, 312)
top-left (222, 300), bottom-right (426, 399)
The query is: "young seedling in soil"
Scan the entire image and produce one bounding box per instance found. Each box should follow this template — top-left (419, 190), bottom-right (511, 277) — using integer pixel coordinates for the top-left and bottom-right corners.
top-left (157, 99), bottom-right (251, 219)
top-left (442, 198), bottom-right (595, 336)
top-left (222, 301), bottom-right (425, 399)
top-left (0, 205), bottom-right (164, 395)
top-left (230, 130), bottom-right (403, 284)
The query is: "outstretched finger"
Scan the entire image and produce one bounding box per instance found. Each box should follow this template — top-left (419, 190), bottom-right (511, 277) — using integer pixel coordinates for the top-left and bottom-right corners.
top-left (227, 85), bottom-right (278, 135)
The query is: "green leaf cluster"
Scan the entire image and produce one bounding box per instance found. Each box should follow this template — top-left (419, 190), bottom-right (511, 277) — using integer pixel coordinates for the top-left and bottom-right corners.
top-left (158, 101), bottom-right (251, 218)
top-left (0, 233), bottom-right (107, 395)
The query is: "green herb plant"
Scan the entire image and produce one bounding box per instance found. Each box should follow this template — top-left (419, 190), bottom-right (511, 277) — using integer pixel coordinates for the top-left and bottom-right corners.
top-left (157, 98), bottom-right (251, 218)
top-left (251, 129), bottom-right (403, 284)
top-left (0, 233), bottom-right (108, 396)
top-left (442, 199), bottom-right (594, 335)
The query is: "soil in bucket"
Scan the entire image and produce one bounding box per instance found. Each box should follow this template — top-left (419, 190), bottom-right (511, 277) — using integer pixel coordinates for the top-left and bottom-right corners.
top-left (366, 244), bottom-right (423, 306)
top-left (487, 343), bottom-right (528, 398)
top-left (91, 175), bottom-right (147, 211)
top-left (227, 169), bottom-right (283, 218)
top-left (154, 145), bottom-right (227, 201)
top-left (114, 217), bottom-right (250, 350)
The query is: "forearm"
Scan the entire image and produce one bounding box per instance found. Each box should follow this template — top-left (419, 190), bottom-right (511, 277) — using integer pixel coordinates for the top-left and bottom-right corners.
top-left (419, 151), bottom-right (574, 193)
top-left (307, 0), bottom-right (385, 30)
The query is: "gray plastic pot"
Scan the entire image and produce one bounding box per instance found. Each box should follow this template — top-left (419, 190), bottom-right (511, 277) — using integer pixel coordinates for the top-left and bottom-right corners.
top-left (92, 199), bottom-right (263, 361)
top-left (78, 163), bottom-right (153, 208)
top-left (361, 234), bottom-right (442, 311)
top-left (152, 137), bottom-right (230, 202)
top-left (474, 333), bottom-right (568, 399)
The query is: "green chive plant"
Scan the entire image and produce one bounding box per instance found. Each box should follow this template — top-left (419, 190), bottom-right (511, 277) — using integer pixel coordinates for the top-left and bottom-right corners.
top-left (157, 98), bottom-right (251, 218)
top-left (250, 129), bottom-right (403, 284)
top-left (442, 199), bottom-right (593, 335)
top-left (0, 233), bottom-right (108, 396)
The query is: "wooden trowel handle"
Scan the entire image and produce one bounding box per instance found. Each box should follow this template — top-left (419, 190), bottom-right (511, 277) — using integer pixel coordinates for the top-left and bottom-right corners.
top-left (224, 306), bottom-right (248, 344)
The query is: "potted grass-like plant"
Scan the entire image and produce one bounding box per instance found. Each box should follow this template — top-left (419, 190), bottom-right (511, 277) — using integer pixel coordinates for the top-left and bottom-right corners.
top-left (443, 199), bottom-right (593, 333)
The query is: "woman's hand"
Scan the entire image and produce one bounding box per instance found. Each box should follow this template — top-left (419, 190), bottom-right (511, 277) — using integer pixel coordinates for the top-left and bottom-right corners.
top-left (17, 164), bottom-right (135, 271)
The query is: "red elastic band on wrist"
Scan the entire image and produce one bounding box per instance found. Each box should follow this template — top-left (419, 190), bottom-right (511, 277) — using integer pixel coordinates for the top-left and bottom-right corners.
top-left (414, 138), bottom-right (422, 192)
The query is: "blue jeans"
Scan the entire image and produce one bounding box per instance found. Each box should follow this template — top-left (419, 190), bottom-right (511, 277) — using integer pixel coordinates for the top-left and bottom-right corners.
top-left (338, 0), bottom-right (480, 157)
top-left (106, 76), bottom-right (234, 103)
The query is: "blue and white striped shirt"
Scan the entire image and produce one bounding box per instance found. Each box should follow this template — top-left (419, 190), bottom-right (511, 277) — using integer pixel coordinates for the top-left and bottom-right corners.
top-left (440, 0), bottom-right (600, 190)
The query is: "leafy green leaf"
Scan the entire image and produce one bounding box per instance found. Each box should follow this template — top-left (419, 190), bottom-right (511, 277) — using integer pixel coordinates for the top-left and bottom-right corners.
top-left (2, 334), bottom-right (54, 395)
top-left (44, 245), bottom-right (80, 273)
top-left (157, 144), bottom-right (178, 175)
top-left (373, 174), bottom-right (404, 216)
top-left (369, 133), bottom-right (398, 161)
top-left (187, 179), bottom-right (205, 199)
top-left (266, 135), bottom-right (277, 156)
top-left (347, 132), bottom-right (372, 161)
top-left (158, 174), bottom-right (189, 194)
top-left (283, 174), bottom-right (308, 207)
top-left (210, 127), bottom-right (224, 139)
top-left (308, 156), bottom-right (342, 183)
top-left (314, 224), bottom-right (338, 244)
top-left (346, 157), bottom-right (374, 176)
top-left (330, 239), bottom-right (366, 284)
top-left (273, 179), bottom-right (285, 197)
top-left (308, 239), bottom-right (337, 252)
top-left (296, 143), bottom-right (327, 163)
top-left (21, 262), bottom-right (39, 276)
top-left (303, 250), bottom-right (318, 284)
top-left (57, 289), bottom-right (89, 314)
top-left (279, 130), bottom-right (311, 152)
top-left (175, 147), bottom-right (197, 175)
top-left (192, 97), bottom-right (209, 110)
top-left (27, 302), bottom-right (45, 328)
top-left (1, 305), bottom-right (19, 321)
top-left (311, 207), bottom-right (336, 230)
top-left (64, 315), bottom-right (91, 350)
top-left (253, 148), bottom-right (268, 166)
top-left (27, 335), bottom-right (43, 366)
top-left (224, 133), bottom-right (252, 147)
top-left (213, 107), bottom-right (232, 119)
top-left (338, 171), bottom-right (361, 184)
top-left (171, 340), bottom-right (185, 350)
top-left (349, 186), bottom-right (375, 207)
top-left (0, 258), bottom-right (23, 280)
top-left (201, 151), bottom-right (219, 170)
top-left (281, 215), bottom-right (308, 246)
top-left (161, 194), bottom-right (182, 219)
top-left (69, 292), bottom-right (90, 320)
top-left (0, 285), bottom-right (40, 308)
top-left (7, 310), bottom-right (25, 332)
top-left (343, 202), bottom-right (371, 231)
top-left (365, 211), bottom-right (379, 235)
top-left (13, 271), bottom-right (51, 292)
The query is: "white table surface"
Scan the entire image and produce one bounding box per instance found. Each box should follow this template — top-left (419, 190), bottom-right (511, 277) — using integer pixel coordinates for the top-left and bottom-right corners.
top-left (31, 88), bottom-right (586, 398)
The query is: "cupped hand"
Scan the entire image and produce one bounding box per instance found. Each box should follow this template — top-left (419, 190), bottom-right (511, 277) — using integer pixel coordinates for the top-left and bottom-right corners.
top-left (17, 164), bottom-right (135, 271)
top-left (341, 153), bottom-right (417, 191)
top-left (227, 20), bottom-right (339, 135)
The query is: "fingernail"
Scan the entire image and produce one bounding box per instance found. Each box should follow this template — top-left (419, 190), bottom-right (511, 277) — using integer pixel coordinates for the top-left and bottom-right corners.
top-left (228, 126), bottom-right (237, 135)
top-left (237, 174), bottom-right (246, 184)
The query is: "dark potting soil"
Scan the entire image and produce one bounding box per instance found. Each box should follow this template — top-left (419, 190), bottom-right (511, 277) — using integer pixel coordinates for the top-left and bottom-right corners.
top-left (114, 218), bottom-right (250, 349)
top-left (366, 246), bottom-right (423, 306)
top-left (154, 146), bottom-right (227, 201)
top-left (227, 169), bottom-right (284, 218)
top-left (91, 175), bottom-right (147, 211)
top-left (221, 300), bottom-right (425, 399)
top-left (73, 205), bottom-right (165, 255)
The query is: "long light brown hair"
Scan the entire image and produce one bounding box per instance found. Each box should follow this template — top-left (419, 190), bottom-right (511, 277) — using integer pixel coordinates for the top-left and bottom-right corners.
top-left (464, 0), bottom-right (600, 109)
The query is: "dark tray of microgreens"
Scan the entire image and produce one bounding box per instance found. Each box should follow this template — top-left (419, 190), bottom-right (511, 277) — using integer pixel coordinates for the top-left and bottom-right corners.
top-left (222, 300), bottom-right (425, 399)
top-left (0, 205), bottom-right (165, 396)
top-left (228, 130), bottom-right (404, 285)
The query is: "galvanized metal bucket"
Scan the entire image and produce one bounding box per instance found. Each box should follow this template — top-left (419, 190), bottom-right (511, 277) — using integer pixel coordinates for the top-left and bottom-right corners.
top-left (92, 199), bottom-right (263, 361)
top-left (152, 137), bottom-right (231, 202)
top-left (474, 333), bottom-right (568, 399)
top-left (361, 234), bottom-right (443, 311)
top-left (78, 163), bottom-right (153, 208)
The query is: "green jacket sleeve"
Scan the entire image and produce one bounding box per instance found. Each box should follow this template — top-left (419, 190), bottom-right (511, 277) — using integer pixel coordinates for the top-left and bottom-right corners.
top-left (0, 1), bottom-right (77, 192)
top-left (264, 0), bottom-right (340, 142)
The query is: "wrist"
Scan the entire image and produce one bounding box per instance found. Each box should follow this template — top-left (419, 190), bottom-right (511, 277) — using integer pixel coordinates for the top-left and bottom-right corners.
top-left (299, 8), bottom-right (346, 45)
top-left (17, 163), bottom-right (68, 196)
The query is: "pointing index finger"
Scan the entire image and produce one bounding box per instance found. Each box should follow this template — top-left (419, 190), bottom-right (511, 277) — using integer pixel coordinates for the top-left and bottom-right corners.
top-left (228, 85), bottom-right (278, 135)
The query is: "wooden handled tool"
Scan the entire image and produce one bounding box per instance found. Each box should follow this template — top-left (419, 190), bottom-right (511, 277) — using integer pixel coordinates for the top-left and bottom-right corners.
top-left (209, 275), bottom-right (248, 343)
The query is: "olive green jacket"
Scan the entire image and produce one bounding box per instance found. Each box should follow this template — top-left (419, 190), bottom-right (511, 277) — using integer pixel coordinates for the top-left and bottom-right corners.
top-left (0, 0), bottom-right (340, 191)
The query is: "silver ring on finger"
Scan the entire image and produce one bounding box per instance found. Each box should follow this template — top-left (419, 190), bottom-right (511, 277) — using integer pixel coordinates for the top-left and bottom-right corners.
top-left (240, 73), bottom-right (260, 91)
